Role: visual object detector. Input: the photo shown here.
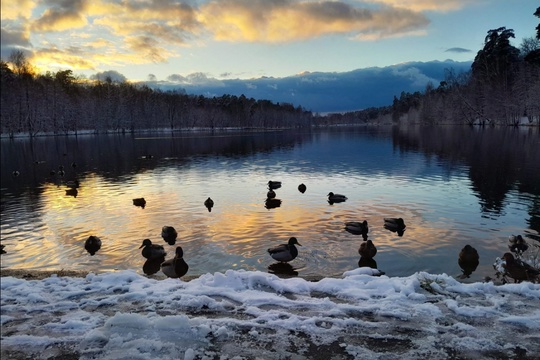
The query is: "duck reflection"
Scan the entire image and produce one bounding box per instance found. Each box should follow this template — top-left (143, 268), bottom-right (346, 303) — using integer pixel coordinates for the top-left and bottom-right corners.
top-left (458, 244), bottom-right (479, 279)
top-left (358, 256), bottom-right (378, 269)
top-left (143, 256), bottom-right (165, 275)
top-left (268, 262), bottom-right (299, 277)
top-left (265, 198), bottom-right (282, 209)
top-left (65, 188), bottom-right (78, 198)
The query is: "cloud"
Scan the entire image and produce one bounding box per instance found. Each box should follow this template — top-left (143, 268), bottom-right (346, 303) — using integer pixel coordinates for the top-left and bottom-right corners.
top-left (0, 27), bottom-right (32, 59)
top-left (31, 0), bottom-right (88, 32)
top-left (166, 74), bottom-right (187, 83)
top-left (90, 70), bottom-right (127, 82)
top-left (1, 0), bottom-right (36, 20)
top-left (198, 0), bottom-right (430, 42)
top-left (364, 0), bottom-right (474, 12)
top-left (445, 47), bottom-right (472, 53)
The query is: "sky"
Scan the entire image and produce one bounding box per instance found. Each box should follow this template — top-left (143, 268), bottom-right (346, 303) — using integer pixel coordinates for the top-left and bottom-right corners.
top-left (1, 268), bottom-right (540, 359)
top-left (1, 0), bottom-right (537, 83)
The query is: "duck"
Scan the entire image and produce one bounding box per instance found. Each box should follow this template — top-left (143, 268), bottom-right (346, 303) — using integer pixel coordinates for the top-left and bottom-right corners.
top-left (267, 189), bottom-right (276, 199)
top-left (502, 252), bottom-right (540, 283)
top-left (85, 236), bottom-right (102, 256)
top-left (458, 244), bottom-right (479, 278)
top-left (268, 237), bottom-right (301, 263)
top-left (65, 188), bottom-right (78, 198)
top-left (384, 218), bottom-right (406, 236)
top-left (268, 181), bottom-right (282, 190)
top-left (139, 239), bottom-right (166, 260)
top-left (12, 170), bottom-right (20, 177)
top-left (66, 179), bottom-right (80, 188)
top-left (204, 197), bottom-right (214, 212)
top-left (133, 197), bottom-right (146, 208)
top-left (161, 246), bottom-right (189, 278)
top-left (298, 183), bottom-right (307, 193)
top-left (1, 244), bottom-right (6, 254)
top-left (358, 239), bottom-right (377, 259)
top-left (161, 226), bottom-right (178, 245)
top-left (143, 257), bottom-right (165, 275)
top-left (345, 220), bottom-right (369, 239)
top-left (508, 235), bottom-right (528, 254)
top-left (358, 256), bottom-right (377, 269)
top-left (327, 192), bottom-right (347, 203)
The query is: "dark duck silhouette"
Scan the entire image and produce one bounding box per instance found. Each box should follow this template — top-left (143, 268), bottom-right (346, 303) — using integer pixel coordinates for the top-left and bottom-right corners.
top-left (458, 244), bottom-right (479, 279)
top-left (85, 236), bottom-right (102, 256)
top-left (1, 244), bottom-right (6, 254)
top-left (204, 197), bottom-right (214, 212)
top-left (161, 226), bottom-right (178, 245)
top-left (327, 192), bottom-right (347, 204)
top-left (358, 256), bottom-right (378, 269)
top-left (267, 189), bottom-right (276, 199)
top-left (139, 239), bottom-right (166, 260)
top-left (161, 246), bottom-right (189, 279)
top-left (265, 198), bottom-right (282, 209)
top-left (359, 239), bottom-right (377, 259)
top-left (502, 252), bottom-right (540, 283)
top-left (345, 220), bottom-right (369, 239)
top-left (384, 218), bottom-right (406, 236)
top-left (268, 181), bottom-right (282, 190)
top-left (268, 237), bottom-right (301, 263)
top-left (508, 235), bottom-right (528, 254)
top-left (143, 257), bottom-right (165, 275)
top-left (298, 183), bottom-right (307, 193)
top-left (133, 198), bottom-right (146, 208)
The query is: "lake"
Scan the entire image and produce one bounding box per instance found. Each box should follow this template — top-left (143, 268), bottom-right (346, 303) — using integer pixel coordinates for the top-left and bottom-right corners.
top-left (1, 126), bottom-right (539, 282)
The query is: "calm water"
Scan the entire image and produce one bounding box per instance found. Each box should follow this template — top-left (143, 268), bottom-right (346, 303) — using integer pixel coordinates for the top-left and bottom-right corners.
top-left (1, 126), bottom-right (539, 281)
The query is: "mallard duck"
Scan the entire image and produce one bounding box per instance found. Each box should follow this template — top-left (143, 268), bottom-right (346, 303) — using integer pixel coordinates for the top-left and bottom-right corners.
top-left (358, 256), bottom-right (377, 269)
top-left (359, 239), bottom-right (377, 259)
top-left (267, 189), bottom-right (276, 199)
top-left (204, 197), bottom-right (214, 212)
top-left (133, 198), bottom-right (146, 208)
top-left (298, 183), bottom-right (307, 193)
top-left (458, 244), bottom-right (479, 278)
top-left (85, 236), bottom-right (102, 256)
top-left (143, 257), bottom-right (165, 275)
top-left (508, 235), bottom-right (528, 254)
top-left (139, 239), bottom-right (166, 260)
top-left (345, 220), bottom-right (369, 239)
top-left (268, 181), bottom-right (282, 190)
top-left (328, 192), bottom-right (347, 203)
top-left (268, 237), bottom-right (301, 263)
top-left (161, 226), bottom-right (178, 245)
top-left (384, 218), bottom-right (406, 236)
top-left (161, 246), bottom-right (189, 278)
top-left (502, 252), bottom-right (540, 283)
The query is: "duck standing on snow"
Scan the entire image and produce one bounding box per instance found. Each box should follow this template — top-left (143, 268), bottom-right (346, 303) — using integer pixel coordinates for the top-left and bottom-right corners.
top-left (458, 244), bottom-right (479, 279)
top-left (502, 252), bottom-right (540, 283)
top-left (161, 246), bottom-right (189, 278)
top-left (139, 239), bottom-right (166, 260)
top-left (508, 235), bottom-right (528, 254)
top-left (268, 237), bottom-right (301, 263)
top-left (85, 235), bottom-right (102, 256)
top-left (345, 220), bottom-right (369, 239)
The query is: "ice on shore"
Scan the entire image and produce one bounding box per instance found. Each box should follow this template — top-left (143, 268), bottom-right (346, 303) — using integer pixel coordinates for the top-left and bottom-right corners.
top-left (1, 268), bottom-right (539, 359)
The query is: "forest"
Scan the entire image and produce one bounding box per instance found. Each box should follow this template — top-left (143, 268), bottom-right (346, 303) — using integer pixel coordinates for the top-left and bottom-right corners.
top-left (1, 9), bottom-right (539, 136)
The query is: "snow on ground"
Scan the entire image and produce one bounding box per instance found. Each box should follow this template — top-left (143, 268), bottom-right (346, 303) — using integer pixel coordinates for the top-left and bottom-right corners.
top-left (1, 268), bottom-right (539, 359)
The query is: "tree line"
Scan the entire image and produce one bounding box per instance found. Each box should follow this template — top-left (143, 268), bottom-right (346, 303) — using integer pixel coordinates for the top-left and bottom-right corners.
top-left (1, 9), bottom-right (539, 136)
top-left (325, 8), bottom-right (540, 127)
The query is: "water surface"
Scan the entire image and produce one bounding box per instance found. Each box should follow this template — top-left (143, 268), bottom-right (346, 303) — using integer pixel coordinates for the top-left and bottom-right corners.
top-left (1, 126), bottom-right (539, 281)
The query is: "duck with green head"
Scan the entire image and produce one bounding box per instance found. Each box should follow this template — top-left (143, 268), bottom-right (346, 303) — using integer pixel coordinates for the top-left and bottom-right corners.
top-left (268, 237), bottom-right (302, 263)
